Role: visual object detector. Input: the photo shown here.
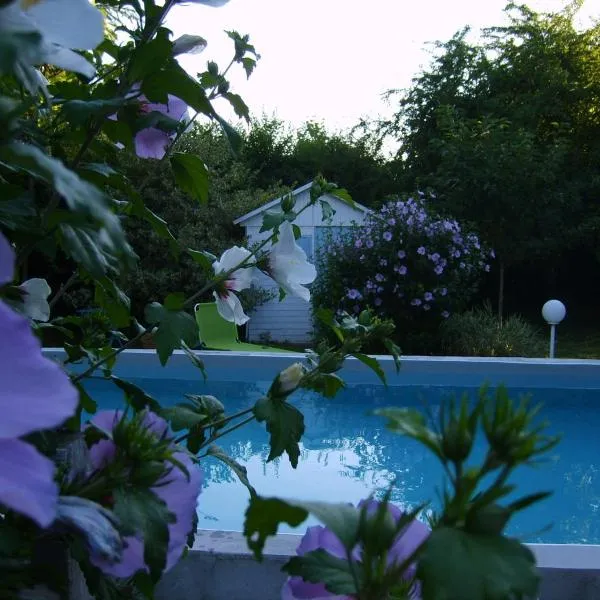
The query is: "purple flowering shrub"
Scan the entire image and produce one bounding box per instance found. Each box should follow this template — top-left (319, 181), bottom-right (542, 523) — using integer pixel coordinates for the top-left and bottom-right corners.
top-left (313, 193), bottom-right (493, 352)
top-left (282, 500), bottom-right (430, 600)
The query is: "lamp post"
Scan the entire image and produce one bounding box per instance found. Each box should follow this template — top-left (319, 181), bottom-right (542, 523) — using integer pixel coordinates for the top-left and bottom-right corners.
top-left (542, 300), bottom-right (566, 359)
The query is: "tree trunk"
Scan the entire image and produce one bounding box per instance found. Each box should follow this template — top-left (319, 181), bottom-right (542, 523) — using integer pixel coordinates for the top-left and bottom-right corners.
top-left (498, 261), bottom-right (505, 326)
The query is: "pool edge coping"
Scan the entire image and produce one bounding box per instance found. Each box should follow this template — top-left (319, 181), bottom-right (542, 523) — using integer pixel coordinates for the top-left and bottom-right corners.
top-left (192, 529), bottom-right (600, 570)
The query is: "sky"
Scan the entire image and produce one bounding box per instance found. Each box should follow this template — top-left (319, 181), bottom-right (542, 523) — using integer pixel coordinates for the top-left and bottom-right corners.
top-left (167, 0), bottom-right (598, 132)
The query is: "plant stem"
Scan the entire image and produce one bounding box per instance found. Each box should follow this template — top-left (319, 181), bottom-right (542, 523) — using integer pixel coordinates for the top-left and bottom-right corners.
top-left (200, 415), bottom-right (256, 448)
top-left (49, 271), bottom-right (78, 309)
top-left (72, 331), bottom-right (147, 383)
top-left (173, 406), bottom-right (254, 444)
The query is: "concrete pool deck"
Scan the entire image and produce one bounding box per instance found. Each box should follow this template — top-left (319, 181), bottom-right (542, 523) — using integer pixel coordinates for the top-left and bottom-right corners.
top-left (154, 530), bottom-right (600, 600)
top-left (45, 348), bottom-right (600, 599)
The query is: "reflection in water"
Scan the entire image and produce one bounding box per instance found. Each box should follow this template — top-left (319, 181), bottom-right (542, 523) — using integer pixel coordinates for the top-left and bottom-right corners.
top-left (87, 377), bottom-right (600, 543)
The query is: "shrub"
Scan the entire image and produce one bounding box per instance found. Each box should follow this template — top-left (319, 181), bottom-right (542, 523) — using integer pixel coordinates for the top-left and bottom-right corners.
top-left (312, 192), bottom-right (493, 353)
top-left (440, 303), bottom-right (545, 357)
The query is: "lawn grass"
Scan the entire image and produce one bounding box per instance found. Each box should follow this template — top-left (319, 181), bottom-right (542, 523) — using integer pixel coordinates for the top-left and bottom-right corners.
top-left (556, 327), bottom-right (600, 359)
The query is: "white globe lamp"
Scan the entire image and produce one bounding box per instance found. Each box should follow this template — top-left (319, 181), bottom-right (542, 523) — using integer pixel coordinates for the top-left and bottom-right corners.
top-left (542, 299), bottom-right (566, 358)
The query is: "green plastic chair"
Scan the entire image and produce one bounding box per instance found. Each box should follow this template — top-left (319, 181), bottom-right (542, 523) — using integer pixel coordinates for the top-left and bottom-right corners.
top-left (194, 302), bottom-right (293, 352)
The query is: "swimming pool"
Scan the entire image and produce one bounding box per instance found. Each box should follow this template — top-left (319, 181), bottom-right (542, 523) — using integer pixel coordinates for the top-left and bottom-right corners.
top-left (82, 357), bottom-right (600, 545)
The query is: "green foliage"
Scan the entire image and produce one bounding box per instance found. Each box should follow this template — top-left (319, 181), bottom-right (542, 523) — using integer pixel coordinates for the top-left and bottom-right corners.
top-left (379, 4), bottom-right (600, 307)
top-left (441, 303), bottom-right (546, 357)
top-left (418, 528), bottom-right (538, 600)
top-left (312, 194), bottom-right (492, 354)
top-left (253, 396), bottom-right (305, 467)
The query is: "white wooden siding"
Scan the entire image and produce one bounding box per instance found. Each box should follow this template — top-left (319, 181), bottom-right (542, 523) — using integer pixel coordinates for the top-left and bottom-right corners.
top-left (238, 185), bottom-right (370, 344)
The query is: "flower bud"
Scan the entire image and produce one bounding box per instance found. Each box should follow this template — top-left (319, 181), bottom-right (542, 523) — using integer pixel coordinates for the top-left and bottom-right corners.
top-left (272, 362), bottom-right (305, 397)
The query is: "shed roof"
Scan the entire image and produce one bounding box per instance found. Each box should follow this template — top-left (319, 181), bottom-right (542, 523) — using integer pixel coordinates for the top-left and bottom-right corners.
top-left (233, 181), bottom-right (370, 226)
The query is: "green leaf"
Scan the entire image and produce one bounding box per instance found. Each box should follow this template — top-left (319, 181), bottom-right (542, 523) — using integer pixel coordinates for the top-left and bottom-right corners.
top-left (164, 292), bottom-right (185, 311)
top-left (241, 57), bottom-right (256, 78)
top-left (59, 224), bottom-right (111, 279)
top-left (375, 408), bottom-right (443, 459)
top-left (315, 307), bottom-right (343, 342)
top-left (187, 249), bottom-right (217, 272)
top-left (94, 277), bottom-right (130, 328)
top-left (215, 114), bottom-right (243, 154)
top-left (111, 376), bottom-right (162, 413)
top-left (351, 352), bottom-right (386, 385)
top-left (259, 208), bottom-right (286, 233)
top-left (129, 28), bottom-right (173, 81)
top-left (113, 488), bottom-right (175, 582)
top-left (61, 98), bottom-right (127, 125)
top-left (0, 31), bottom-right (43, 76)
top-left (244, 496), bottom-right (360, 560)
top-left (170, 153), bottom-right (209, 204)
top-left (180, 340), bottom-right (207, 380)
top-left (418, 528), bottom-right (539, 600)
top-left (244, 496), bottom-right (308, 560)
top-left (144, 302), bottom-right (198, 366)
top-left (0, 184), bottom-right (36, 230)
top-left (124, 195), bottom-right (178, 256)
top-left (320, 199), bottom-right (335, 221)
top-left (207, 444), bottom-right (256, 497)
top-left (142, 62), bottom-right (214, 115)
top-left (302, 372), bottom-right (345, 399)
top-left (253, 396), bottom-right (305, 467)
top-left (161, 404), bottom-right (208, 431)
top-left (284, 550), bottom-right (358, 596)
top-left (223, 92), bottom-right (250, 121)
top-left (0, 143), bottom-right (118, 227)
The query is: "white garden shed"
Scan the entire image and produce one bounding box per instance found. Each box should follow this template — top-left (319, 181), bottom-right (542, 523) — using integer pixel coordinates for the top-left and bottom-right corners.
top-left (234, 181), bottom-right (371, 344)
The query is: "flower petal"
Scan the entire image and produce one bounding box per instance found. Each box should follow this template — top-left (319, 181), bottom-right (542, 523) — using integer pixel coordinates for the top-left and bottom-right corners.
top-left (0, 232), bottom-right (14, 284)
top-left (181, 0), bottom-right (230, 5)
top-left (42, 44), bottom-right (96, 77)
top-left (173, 34), bottom-right (207, 56)
top-left (25, 0), bottom-right (104, 50)
top-left (56, 496), bottom-right (124, 563)
top-left (20, 277), bottom-right (51, 321)
top-left (154, 452), bottom-right (203, 570)
top-left (134, 127), bottom-right (171, 159)
top-left (213, 291), bottom-right (250, 325)
top-left (213, 246), bottom-right (254, 274)
top-left (0, 438), bottom-right (58, 527)
top-left (0, 302), bottom-right (78, 439)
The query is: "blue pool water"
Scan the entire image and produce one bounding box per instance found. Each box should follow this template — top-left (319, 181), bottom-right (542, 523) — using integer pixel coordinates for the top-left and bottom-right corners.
top-left (86, 376), bottom-right (600, 544)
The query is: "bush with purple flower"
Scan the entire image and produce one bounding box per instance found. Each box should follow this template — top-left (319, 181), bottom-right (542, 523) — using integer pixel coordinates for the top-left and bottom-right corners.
top-left (314, 192), bottom-right (492, 351)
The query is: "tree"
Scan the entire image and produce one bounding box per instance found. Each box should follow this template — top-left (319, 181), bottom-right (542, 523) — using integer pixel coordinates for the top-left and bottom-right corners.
top-left (242, 117), bottom-right (397, 207)
top-left (380, 2), bottom-right (600, 318)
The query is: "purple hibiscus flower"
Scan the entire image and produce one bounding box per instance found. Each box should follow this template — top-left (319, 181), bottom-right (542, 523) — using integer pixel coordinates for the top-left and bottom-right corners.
top-left (424, 292), bottom-right (433, 301)
top-left (383, 231), bottom-right (393, 242)
top-left (398, 266), bottom-right (407, 276)
top-left (281, 500), bottom-right (429, 600)
top-left (397, 250), bottom-right (406, 259)
top-left (430, 253), bottom-right (440, 263)
top-left (379, 259), bottom-right (388, 267)
top-left (87, 410), bottom-right (202, 578)
top-left (354, 239), bottom-right (363, 249)
top-left (346, 289), bottom-right (361, 300)
top-left (441, 310), bottom-right (450, 318)
top-left (366, 239), bottom-right (374, 249)
top-left (0, 233), bottom-right (78, 527)
top-left (417, 246), bottom-right (426, 255)
top-left (434, 265), bottom-right (444, 275)
top-left (375, 273), bottom-right (385, 283)
top-left (411, 298), bottom-right (422, 306)
top-left (134, 95), bottom-right (188, 159)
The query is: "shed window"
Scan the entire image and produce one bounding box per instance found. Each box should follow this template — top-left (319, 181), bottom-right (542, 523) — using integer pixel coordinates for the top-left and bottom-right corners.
top-left (297, 235), bottom-right (313, 261)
